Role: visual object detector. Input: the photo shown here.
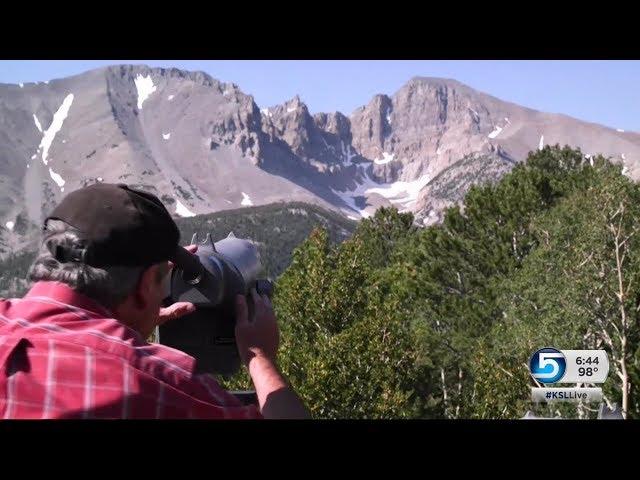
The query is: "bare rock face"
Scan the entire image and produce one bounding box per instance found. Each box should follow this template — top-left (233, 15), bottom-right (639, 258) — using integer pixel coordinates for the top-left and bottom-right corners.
top-left (2, 66), bottom-right (639, 256)
top-left (350, 78), bottom-right (510, 183)
top-left (413, 154), bottom-right (515, 226)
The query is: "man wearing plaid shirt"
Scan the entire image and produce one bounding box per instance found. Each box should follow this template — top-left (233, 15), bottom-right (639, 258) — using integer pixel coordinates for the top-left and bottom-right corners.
top-left (0, 183), bottom-right (309, 419)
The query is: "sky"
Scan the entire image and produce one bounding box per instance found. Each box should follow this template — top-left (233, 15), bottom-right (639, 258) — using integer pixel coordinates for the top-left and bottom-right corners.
top-left (1, 60), bottom-right (638, 131)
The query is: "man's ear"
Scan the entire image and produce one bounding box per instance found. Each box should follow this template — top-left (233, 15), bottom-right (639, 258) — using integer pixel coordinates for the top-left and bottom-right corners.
top-left (134, 264), bottom-right (160, 309)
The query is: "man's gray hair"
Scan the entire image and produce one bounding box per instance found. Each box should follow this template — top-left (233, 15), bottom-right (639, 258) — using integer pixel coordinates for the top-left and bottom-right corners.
top-left (28, 219), bottom-right (145, 310)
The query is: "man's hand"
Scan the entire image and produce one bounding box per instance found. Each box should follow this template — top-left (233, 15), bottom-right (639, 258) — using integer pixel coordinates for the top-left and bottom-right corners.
top-left (157, 301), bottom-right (196, 326)
top-left (235, 289), bottom-right (279, 365)
top-left (157, 244), bottom-right (198, 326)
top-left (234, 290), bottom-right (311, 419)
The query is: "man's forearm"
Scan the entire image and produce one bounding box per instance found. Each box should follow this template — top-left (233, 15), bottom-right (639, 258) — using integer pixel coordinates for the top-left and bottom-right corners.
top-left (248, 355), bottom-right (311, 419)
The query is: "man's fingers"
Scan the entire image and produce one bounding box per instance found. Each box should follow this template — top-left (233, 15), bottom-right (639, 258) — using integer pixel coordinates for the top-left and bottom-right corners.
top-left (261, 294), bottom-right (272, 309)
top-left (251, 288), bottom-right (262, 305)
top-left (167, 302), bottom-right (196, 318)
top-left (251, 288), bottom-right (266, 317)
top-left (158, 302), bottom-right (195, 325)
top-left (235, 295), bottom-right (249, 327)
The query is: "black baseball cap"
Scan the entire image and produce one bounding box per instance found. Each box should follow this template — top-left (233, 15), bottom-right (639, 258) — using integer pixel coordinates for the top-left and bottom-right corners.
top-left (44, 183), bottom-right (197, 272)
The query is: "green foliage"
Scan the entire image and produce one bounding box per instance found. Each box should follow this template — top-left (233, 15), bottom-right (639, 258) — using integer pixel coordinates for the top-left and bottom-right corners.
top-left (268, 209), bottom-right (425, 418)
top-left (471, 163), bottom-right (640, 418)
top-left (258, 144), bottom-right (638, 419)
top-left (0, 249), bottom-right (37, 298)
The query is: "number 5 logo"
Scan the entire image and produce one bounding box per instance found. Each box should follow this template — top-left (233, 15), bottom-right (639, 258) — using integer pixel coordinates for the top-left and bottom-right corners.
top-left (529, 348), bottom-right (566, 384)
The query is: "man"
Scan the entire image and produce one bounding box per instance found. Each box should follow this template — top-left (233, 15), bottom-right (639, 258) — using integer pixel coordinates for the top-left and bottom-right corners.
top-left (0, 183), bottom-right (310, 419)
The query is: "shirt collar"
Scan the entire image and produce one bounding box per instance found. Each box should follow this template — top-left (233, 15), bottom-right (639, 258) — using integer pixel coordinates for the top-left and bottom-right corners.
top-left (25, 281), bottom-right (116, 318)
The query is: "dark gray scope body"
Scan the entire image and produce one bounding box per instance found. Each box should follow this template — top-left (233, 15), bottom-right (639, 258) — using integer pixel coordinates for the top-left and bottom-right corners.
top-left (158, 233), bottom-right (272, 377)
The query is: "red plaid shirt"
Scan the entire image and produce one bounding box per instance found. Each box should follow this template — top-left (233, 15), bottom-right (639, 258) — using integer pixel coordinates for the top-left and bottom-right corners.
top-left (0, 281), bottom-right (262, 419)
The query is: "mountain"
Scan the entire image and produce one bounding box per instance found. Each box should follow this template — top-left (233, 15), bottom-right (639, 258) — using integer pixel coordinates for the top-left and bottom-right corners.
top-left (1, 65), bottom-right (638, 255)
